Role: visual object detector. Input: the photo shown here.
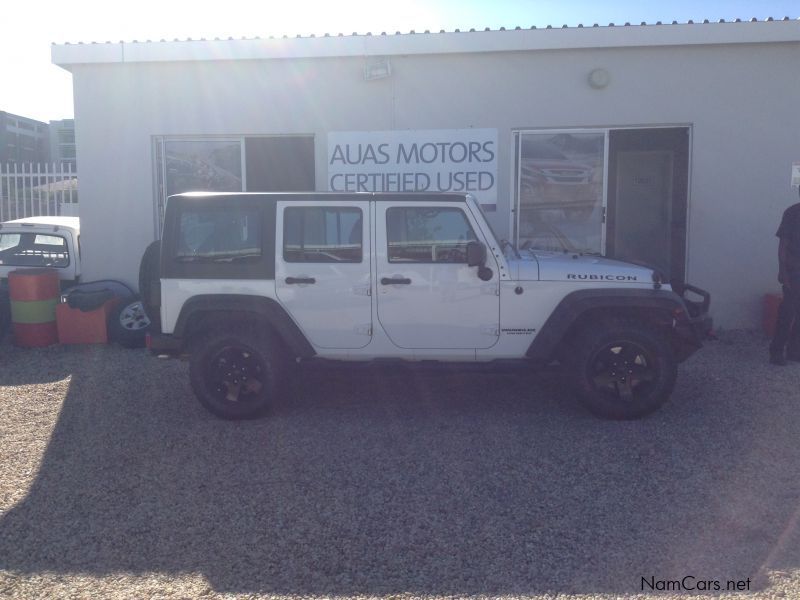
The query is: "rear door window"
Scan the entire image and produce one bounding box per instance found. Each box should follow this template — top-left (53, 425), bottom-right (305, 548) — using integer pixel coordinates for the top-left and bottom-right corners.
top-left (283, 207), bottom-right (362, 263)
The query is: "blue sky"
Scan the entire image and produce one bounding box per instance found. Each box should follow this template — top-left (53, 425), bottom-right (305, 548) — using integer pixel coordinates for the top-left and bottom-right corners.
top-left (1, 0), bottom-right (798, 121)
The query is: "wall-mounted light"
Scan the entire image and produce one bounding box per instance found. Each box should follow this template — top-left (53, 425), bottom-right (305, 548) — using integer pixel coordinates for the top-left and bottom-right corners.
top-left (364, 57), bottom-right (392, 81)
top-left (588, 68), bottom-right (611, 89)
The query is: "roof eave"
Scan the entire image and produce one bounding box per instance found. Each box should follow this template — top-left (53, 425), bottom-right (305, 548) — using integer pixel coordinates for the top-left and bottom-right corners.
top-left (52, 20), bottom-right (800, 70)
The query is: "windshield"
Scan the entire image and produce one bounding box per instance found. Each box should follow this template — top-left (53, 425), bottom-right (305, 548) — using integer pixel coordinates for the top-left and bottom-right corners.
top-left (519, 221), bottom-right (577, 254)
top-left (470, 198), bottom-right (502, 247)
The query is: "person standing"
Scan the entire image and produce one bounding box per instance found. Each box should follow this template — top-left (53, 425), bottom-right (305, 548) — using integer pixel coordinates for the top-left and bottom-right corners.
top-left (770, 187), bottom-right (800, 365)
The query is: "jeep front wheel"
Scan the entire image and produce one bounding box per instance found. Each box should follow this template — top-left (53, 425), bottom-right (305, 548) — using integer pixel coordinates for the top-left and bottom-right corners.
top-left (567, 320), bottom-right (677, 420)
top-left (189, 326), bottom-right (282, 420)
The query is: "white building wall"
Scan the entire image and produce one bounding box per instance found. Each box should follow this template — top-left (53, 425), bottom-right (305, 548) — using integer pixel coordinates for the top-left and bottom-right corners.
top-left (70, 40), bottom-right (800, 328)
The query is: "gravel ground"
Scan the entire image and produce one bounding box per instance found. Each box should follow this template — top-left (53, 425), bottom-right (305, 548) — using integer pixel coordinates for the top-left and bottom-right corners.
top-left (1, 330), bottom-right (800, 599)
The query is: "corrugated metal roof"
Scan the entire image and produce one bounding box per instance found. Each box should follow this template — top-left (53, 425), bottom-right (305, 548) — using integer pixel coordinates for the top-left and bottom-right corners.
top-left (52, 16), bottom-right (798, 45)
top-left (51, 17), bottom-right (800, 68)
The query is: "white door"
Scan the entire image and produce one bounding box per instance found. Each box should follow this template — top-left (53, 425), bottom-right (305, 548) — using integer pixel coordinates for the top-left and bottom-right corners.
top-left (375, 202), bottom-right (500, 349)
top-left (276, 201), bottom-right (372, 349)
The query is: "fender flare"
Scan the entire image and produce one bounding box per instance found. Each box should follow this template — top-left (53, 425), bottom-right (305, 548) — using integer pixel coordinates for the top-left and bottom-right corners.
top-left (526, 288), bottom-right (686, 361)
top-left (174, 294), bottom-right (316, 358)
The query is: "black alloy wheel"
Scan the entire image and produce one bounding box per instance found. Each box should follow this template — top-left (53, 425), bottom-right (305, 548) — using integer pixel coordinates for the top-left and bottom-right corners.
top-left (567, 320), bottom-right (677, 420)
top-left (189, 326), bottom-right (282, 420)
top-left (205, 344), bottom-right (267, 406)
top-left (587, 340), bottom-right (657, 402)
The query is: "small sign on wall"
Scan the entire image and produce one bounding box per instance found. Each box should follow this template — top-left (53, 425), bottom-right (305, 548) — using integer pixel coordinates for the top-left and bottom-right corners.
top-left (792, 161), bottom-right (800, 190)
top-left (327, 129), bottom-right (498, 211)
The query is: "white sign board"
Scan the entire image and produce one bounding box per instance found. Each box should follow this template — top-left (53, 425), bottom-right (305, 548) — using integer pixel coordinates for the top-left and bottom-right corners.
top-left (792, 161), bottom-right (800, 190)
top-left (327, 129), bottom-right (498, 210)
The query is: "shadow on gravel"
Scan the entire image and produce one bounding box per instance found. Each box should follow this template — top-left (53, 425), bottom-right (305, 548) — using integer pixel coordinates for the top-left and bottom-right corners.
top-left (0, 339), bottom-right (74, 385)
top-left (2, 338), bottom-right (800, 596)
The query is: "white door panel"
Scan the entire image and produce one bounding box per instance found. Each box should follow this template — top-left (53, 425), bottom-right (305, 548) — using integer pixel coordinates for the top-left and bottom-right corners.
top-left (375, 202), bottom-right (499, 349)
top-left (276, 201), bottom-right (372, 349)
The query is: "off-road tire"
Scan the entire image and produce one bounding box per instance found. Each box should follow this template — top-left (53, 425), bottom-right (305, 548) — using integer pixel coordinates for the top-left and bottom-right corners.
top-left (565, 319), bottom-right (677, 420)
top-left (189, 325), bottom-right (284, 420)
top-left (138, 240), bottom-right (161, 331)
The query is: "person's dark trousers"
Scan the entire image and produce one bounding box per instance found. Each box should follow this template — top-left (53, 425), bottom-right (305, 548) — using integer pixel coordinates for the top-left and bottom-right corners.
top-left (770, 276), bottom-right (800, 359)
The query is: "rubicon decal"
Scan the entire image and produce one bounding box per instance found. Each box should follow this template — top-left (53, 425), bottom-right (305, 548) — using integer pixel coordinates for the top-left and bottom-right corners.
top-left (567, 274), bottom-right (639, 281)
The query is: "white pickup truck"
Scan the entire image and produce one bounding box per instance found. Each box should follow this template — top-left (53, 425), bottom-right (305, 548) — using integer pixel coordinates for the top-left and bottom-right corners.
top-left (144, 192), bottom-right (712, 421)
top-left (0, 216), bottom-right (150, 345)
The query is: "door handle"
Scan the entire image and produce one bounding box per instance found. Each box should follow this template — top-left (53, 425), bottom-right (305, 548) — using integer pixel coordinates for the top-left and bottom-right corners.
top-left (285, 276), bottom-right (316, 284)
top-left (380, 277), bottom-right (412, 285)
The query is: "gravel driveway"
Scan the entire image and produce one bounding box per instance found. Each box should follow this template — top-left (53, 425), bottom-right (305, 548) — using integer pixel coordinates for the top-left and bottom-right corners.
top-left (1, 331), bottom-right (800, 599)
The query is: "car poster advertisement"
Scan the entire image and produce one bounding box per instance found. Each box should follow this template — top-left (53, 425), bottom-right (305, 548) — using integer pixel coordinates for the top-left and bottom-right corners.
top-left (327, 129), bottom-right (498, 211)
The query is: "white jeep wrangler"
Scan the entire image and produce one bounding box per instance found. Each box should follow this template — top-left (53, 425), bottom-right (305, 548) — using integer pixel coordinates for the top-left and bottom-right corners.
top-left (144, 192), bottom-right (711, 420)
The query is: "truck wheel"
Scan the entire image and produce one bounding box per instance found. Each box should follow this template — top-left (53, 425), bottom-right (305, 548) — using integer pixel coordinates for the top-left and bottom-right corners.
top-left (108, 296), bottom-right (151, 348)
top-left (567, 320), bottom-right (677, 420)
top-left (189, 326), bottom-right (282, 420)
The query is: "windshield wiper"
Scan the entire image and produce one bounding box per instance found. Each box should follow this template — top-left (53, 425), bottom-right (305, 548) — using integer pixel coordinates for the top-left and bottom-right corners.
top-left (209, 253), bottom-right (261, 263)
top-left (176, 253), bottom-right (260, 263)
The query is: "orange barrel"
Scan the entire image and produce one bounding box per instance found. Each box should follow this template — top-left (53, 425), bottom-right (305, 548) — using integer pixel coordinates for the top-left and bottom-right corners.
top-left (8, 268), bottom-right (60, 347)
top-left (763, 292), bottom-right (783, 338)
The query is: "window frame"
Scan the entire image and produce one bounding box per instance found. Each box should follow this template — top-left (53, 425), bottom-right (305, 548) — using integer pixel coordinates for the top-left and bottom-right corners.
top-left (175, 206), bottom-right (263, 263)
top-left (161, 195), bottom-right (276, 281)
top-left (0, 231), bottom-right (71, 269)
top-left (282, 206), bottom-right (363, 264)
top-left (386, 206), bottom-right (478, 265)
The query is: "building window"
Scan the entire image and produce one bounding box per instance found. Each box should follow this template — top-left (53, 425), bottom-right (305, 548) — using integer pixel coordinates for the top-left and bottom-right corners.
top-left (153, 135), bottom-right (315, 236)
top-left (387, 207), bottom-right (477, 263)
top-left (164, 139), bottom-right (243, 196)
top-left (516, 131), bottom-right (605, 254)
top-left (283, 207), bottom-right (362, 263)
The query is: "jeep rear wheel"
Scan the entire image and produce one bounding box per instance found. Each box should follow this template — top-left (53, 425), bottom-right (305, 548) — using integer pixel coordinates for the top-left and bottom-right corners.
top-left (189, 326), bottom-right (282, 420)
top-left (566, 320), bottom-right (677, 419)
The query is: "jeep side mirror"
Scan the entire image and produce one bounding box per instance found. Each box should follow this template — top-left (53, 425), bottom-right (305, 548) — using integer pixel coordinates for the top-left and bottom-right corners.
top-left (466, 241), bottom-right (486, 267)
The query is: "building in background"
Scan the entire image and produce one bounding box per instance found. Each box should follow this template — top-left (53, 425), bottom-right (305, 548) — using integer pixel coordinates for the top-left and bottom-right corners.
top-left (0, 111), bottom-right (50, 164)
top-left (49, 119), bottom-right (76, 169)
top-left (51, 18), bottom-right (800, 328)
